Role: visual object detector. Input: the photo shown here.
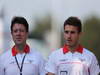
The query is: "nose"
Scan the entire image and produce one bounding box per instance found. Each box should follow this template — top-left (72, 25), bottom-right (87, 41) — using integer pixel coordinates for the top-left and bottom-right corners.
top-left (16, 30), bottom-right (21, 35)
top-left (67, 32), bottom-right (71, 38)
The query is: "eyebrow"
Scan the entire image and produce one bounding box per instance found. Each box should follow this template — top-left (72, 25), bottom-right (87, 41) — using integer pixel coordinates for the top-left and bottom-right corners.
top-left (64, 30), bottom-right (77, 33)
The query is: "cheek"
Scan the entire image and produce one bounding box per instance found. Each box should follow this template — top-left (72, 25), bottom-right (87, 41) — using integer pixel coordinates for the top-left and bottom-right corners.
top-left (23, 33), bottom-right (28, 39)
top-left (21, 32), bottom-right (27, 36)
top-left (64, 33), bottom-right (67, 39)
top-left (11, 34), bottom-right (16, 39)
top-left (72, 35), bottom-right (79, 41)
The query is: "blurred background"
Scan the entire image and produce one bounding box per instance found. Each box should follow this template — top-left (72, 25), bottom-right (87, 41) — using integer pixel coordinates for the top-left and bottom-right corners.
top-left (0, 0), bottom-right (100, 64)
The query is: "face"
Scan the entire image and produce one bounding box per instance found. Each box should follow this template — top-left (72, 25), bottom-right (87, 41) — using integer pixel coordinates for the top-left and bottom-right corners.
top-left (11, 23), bottom-right (28, 45)
top-left (64, 25), bottom-right (81, 48)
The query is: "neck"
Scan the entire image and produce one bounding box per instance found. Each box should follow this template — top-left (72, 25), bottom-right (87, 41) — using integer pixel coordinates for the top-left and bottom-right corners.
top-left (15, 43), bottom-right (26, 53)
top-left (68, 44), bottom-right (79, 53)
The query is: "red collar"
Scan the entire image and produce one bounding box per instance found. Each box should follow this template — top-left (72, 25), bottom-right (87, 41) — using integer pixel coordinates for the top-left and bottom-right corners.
top-left (63, 44), bottom-right (83, 54)
top-left (12, 44), bottom-right (30, 56)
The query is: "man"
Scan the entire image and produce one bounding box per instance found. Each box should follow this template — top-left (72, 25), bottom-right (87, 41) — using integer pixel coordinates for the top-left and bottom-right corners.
top-left (0, 16), bottom-right (45, 75)
top-left (45, 16), bottom-right (100, 75)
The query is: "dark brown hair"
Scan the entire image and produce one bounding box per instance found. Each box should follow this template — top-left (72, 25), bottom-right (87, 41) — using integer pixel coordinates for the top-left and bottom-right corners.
top-left (64, 16), bottom-right (82, 33)
top-left (11, 16), bottom-right (29, 32)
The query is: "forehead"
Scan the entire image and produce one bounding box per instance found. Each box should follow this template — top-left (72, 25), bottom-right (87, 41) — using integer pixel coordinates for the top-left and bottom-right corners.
top-left (64, 25), bottom-right (78, 31)
top-left (12, 23), bottom-right (25, 29)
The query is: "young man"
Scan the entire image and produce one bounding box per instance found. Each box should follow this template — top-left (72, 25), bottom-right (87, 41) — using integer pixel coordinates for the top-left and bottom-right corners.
top-left (45, 16), bottom-right (100, 75)
top-left (0, 16), bottom-right (45, 75)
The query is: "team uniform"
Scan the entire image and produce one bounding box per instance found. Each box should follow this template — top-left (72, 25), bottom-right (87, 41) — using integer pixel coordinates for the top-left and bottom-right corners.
top-left (45, 45), bottom-right (100, 75)
top-left (0, 45), bottom-right (45, 75)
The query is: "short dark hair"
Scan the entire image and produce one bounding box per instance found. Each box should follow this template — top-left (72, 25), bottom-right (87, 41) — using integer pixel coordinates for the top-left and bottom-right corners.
top-left (11, 16), bottom-right (29, 32)
top-left (64, 16), bottom-right (82, 33)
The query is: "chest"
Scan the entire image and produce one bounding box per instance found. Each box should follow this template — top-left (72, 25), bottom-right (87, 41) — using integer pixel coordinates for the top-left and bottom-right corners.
top-left (55, 52), bottom-right (91, 70)
top-left (3, 54), bottom-right (39, 75)
top-left (53, 53), bottom-right (92, 75)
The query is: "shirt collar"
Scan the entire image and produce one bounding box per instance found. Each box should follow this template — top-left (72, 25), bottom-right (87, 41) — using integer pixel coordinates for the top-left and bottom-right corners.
top-left (12, 44), bottom-right (30, 56)
top-left (63, 44), bottom-right (83, 54)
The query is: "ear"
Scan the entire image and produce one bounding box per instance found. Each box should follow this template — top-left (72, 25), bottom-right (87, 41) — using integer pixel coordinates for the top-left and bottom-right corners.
top-left (63, 32), bottom-right (67, 40)
top-left (79, 32), bottom-right (83, 40)
top-left (79, 32), bottom-right (83, 36)
top-left (26, 32), bottom-right (29, 38)
top-left (11, 31), bottom-right (13, 35)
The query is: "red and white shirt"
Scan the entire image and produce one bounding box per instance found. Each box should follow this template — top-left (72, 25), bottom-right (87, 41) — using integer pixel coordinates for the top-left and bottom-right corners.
top-left (45, 45), bottom-right (100, 75)
top-left (0, 45), bottom-right (45, 75)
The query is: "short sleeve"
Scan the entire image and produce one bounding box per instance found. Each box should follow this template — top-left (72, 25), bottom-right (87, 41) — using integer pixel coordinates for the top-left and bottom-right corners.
top-left (89, 54), bottom-right (100, 75)
top-left (0, 56), bottom-right (5, 75)
top-left (38, 54), bottom-right (46, 75)
top-left (45, 54), bottom-right (56, 74)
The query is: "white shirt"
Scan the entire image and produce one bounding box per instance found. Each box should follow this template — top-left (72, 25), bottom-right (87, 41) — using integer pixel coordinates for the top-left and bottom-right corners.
top-left (45, 48), bottom-right (100, 75)
top-left (0, 48), bottom-right (45, 75)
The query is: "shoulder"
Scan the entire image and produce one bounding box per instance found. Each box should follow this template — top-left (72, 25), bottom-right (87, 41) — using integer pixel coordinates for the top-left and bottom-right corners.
top-left (83, 48), bottom-right (95, 55)
top-left (83, 48), bottom-right (97, 59)
top-left (28, 47), bottom-right (45, 60)
top-left (0, 50), bottom-right (12, 64)
top-left (48, 48), bottom-right (63, 58)
top-left (0, 50), bottom-right (12, 59)
top-left (29, 48), bottom-right (42, 56)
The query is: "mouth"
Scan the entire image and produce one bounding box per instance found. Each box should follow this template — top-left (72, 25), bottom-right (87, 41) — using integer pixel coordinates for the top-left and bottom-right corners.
top-left (16, 38), bottom-right (22, 40)
top-left (67, 39), bottom-right (72, 42)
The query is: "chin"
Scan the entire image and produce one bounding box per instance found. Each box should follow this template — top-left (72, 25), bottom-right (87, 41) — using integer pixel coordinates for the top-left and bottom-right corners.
top-left (66, 43), bottom-right (71, 45)
top-left (66, 43), bottom-right (73, 47)
top-left (15, 42), bottom-right (23, 45)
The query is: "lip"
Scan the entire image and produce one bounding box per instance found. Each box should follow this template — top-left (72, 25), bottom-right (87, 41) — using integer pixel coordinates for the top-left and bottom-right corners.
top-left (16, 38), bottom-right (22, 40)
top-left (67, 39), bottom-right (72, 42)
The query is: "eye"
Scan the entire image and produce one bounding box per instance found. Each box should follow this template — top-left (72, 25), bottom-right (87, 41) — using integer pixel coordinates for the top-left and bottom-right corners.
top-left (13, 29), bottom-right (18, 33)
top-left (71, 31), bottom-right (76, 34)
top-left (64, 31), bottom-right (68, 34)
top-left (20, 29), bottom-right (25, 32)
